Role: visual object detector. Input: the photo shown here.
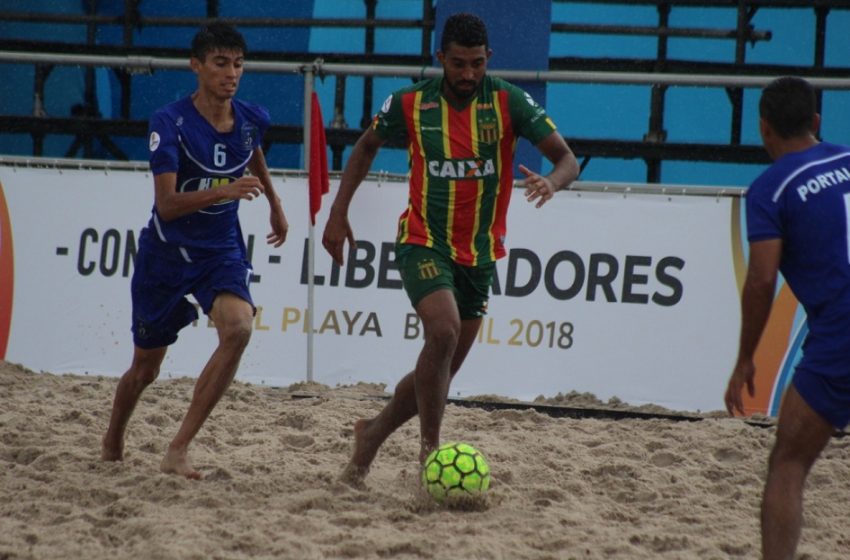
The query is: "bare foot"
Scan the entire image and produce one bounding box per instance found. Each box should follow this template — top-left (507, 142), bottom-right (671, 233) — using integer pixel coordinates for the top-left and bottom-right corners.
top-left (101, 436), bottom-right (123, 462)
top-left (339, 463), bottom-right (369, 489)
top-left (419, 439), bottom-right (438, 465)
top-left (160, 447), bottom-right (203, 480)
top-left (338, 418), bottom-right (382, 486)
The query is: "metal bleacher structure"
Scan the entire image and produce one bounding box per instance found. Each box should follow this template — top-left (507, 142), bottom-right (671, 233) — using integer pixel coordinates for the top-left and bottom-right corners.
top-left (1, 0), bottom-right (849, 183)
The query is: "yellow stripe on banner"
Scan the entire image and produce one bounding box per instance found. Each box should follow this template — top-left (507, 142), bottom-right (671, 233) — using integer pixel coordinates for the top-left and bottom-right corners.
top-left (730, 197), bottom-right (747, 294)
top-left (441, 97), bottom-right (456, 259)
top-left (748, 284), bottom-right (799, 416)
top-left (469, 103), bottom-right (482, 266)
top-left (413, 91), bottom-right (432, 247)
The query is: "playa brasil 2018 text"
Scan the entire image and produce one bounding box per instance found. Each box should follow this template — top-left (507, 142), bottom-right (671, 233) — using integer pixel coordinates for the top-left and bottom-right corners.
top-left (71, 229), bottom-right (685, 307)
top-left (190, 305), bottom-right (575, 349)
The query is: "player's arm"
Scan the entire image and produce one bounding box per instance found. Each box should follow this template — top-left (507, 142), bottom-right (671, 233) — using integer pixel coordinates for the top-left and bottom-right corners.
top-left (520, 131), bottom-right (580, 208)
top-left (322, 127), bottom-right (386, 265)
top-left (153, 172), bottom-right (263, 222)
top-left (247, 145), bottom-right (288, 247)
top-left (725, 238), bottom-right (782, 415)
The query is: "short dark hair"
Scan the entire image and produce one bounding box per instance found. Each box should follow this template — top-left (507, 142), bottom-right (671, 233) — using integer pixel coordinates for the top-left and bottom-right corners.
top-left (440, 13), bottom-right (488, 52)
top-left (759, 76), bottom-right (817, 139)
top-left (191, 21), bottom-right (246, 61)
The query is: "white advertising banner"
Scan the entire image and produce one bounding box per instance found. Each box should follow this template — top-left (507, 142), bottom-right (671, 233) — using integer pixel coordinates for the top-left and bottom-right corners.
top-left (0, 164), bottom-right (745, 412)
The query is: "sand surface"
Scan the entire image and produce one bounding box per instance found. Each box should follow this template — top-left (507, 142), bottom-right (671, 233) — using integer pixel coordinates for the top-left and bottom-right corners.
top-left (1, 360), bottom-right (848, 559)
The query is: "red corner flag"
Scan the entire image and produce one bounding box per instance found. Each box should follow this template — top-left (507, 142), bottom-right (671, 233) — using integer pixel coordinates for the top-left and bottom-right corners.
top-left (309, 92), bottom-right (330, 226)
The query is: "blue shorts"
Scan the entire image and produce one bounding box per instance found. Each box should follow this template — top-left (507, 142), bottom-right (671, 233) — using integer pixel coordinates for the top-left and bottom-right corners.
top-left (131, 245), bottom-right (254, 349)
top-left (793, 367), bottom-right (850, 429)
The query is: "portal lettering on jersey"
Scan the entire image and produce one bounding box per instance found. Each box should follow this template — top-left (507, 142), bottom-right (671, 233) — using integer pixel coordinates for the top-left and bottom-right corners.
top-left (795, 166), bottom-right (850, 202)
top-left (427, 158), bottom-right (496, 179)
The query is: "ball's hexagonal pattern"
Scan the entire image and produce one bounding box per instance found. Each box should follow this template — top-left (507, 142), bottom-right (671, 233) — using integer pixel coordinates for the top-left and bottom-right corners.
top-left (422, 442), bottom-right (490, 502)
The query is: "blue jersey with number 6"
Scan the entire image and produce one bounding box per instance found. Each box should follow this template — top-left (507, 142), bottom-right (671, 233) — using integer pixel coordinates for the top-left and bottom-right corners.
top-left (746, 141), bottom-right (850, 375)
top-left (146, 96), bottom-right (269, 260)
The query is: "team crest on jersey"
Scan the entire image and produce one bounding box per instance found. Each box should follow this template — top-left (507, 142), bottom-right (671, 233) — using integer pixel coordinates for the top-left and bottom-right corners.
top-left (478, 122), bottom-right (498, 144)
top-left (417, 259), bottom-right (440, 280)
top-left (149, 131), bottom-right (160, 152)
top-left (241, 122), bottom-right (258, 149)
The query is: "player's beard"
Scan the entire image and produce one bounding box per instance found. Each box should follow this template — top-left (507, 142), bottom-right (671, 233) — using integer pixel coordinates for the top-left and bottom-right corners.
top-left (446, 78), bottom-right (479, 101)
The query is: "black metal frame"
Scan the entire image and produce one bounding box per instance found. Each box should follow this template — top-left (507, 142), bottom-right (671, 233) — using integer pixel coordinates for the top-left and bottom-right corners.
top-left (1, 0), bottom-right (848, 180)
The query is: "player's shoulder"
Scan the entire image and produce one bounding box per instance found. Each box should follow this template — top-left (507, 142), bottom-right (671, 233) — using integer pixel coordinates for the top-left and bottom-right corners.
top-left (747, 166), bottom-right (781, 200)
top-left (485, 75), bottom-right (541, 108)
top-left (394, 78), bottom-right (439, 103)
top-left (485, 75), bottom-right (526, 97)
top-left (376, 78), bottom-right (439, 114)
top-left (815, 141), bottom-right (850, 160)
top-left (150, 96), bottom-right (193, 124)
top-left (486, 75), bottom-right (514, 91)
top-left (232, 98), bottom-right (271, 126)
top-left (747, 144), bottom-right (823, 201)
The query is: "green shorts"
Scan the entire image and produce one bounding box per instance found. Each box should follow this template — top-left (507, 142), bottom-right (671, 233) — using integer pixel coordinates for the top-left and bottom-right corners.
top-left (395, 243), bottom-right (495, 320)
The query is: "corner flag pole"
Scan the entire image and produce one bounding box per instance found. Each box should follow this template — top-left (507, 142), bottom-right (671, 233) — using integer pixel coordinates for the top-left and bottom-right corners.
top-left (303, 65), bottom-right (315, 383)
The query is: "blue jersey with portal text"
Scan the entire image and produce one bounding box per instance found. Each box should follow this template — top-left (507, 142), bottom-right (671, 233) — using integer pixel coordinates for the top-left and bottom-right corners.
top-left (145, 96), bottom-right (269, 260)
top-left (746, 141), bottom-right (850, 375)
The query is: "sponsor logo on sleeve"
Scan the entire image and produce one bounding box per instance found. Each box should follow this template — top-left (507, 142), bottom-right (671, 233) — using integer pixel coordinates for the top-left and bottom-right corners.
top-left (380, 94), bottom-right (393, 114)
top-left (149, 131), bottom-right (161, 152)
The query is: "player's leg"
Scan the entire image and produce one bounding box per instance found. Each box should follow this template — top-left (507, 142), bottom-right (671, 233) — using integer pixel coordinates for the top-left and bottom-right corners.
top-left (101, 345), bottom-right (168, 461)
top-left (450, 318), bottom-right (483, 380)
top-left (103, 242), bottom-right (188, 463)
top-left (417, 259), bottom-right (492, 459)
top-left (414, 289), bottom-right (462, 462)
top-left (761, 383), bottom-right (833, 560)
top-left (341, 308), bottom-right (480, 485)
top-left (161, 292), bottom-right (253, 479)
top-left (341, 246), bottom-right (488, 484)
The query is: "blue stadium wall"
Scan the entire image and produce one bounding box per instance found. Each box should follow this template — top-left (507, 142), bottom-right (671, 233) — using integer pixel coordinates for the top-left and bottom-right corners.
top-left (1, 1), bottom-right (849, 186)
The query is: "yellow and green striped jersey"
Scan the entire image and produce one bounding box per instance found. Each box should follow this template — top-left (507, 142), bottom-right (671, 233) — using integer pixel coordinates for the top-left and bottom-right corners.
top-left (372, 75), bottom-right (557, 266)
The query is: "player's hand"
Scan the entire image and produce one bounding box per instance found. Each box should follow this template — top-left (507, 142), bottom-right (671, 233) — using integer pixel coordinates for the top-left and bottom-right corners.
top-left (518, 164), bottom-right (557, 208)
top-left (322, 209), bottom-right (356, 266)
top-left (267, 203), bottom-right (288, 248)
top-left (724, 360), bottom-right (756, 416)
top-left (225, 176), bottom-right (265, 202)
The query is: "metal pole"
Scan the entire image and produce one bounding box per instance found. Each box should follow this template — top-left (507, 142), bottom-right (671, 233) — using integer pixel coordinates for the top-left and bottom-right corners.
top-left (814, 5), bottom-right (829, 120)
top-left (645, 2), bottom-right (670, 183)
top-left (303, 65), bottom-right (315, 383)
top-left (3, 51), bottom-right (850, 90)
top-left (360, 0), bottom-right (377, 129)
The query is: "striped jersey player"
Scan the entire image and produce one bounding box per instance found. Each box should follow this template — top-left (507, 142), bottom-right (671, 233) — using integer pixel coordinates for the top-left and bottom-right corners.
top-left (373, 74), bottom-right (559, 266)
top-left (322, 14), bottom-right (580, 487)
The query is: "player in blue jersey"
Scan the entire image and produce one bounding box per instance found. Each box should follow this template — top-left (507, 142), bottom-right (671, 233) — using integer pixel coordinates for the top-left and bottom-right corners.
top-left (725, 76), bottom-right (850, 559)
top-left (101, 21), bottom-right (288, 479)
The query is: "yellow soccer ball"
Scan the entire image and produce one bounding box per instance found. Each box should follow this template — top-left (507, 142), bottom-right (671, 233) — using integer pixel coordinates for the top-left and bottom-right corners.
top-left (422, 442), bottom-right (490, 502)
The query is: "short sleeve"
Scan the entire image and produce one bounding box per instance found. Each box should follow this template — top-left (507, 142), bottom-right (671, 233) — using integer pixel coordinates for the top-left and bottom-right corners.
top-left (371, 92), bottom-right (407, 142)
top-left (745, 176), bottom-right (784, 242)
top-left (148, 110), bottom-right (179, 175)
top-left (506, 83), bottom-right (557, 144)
